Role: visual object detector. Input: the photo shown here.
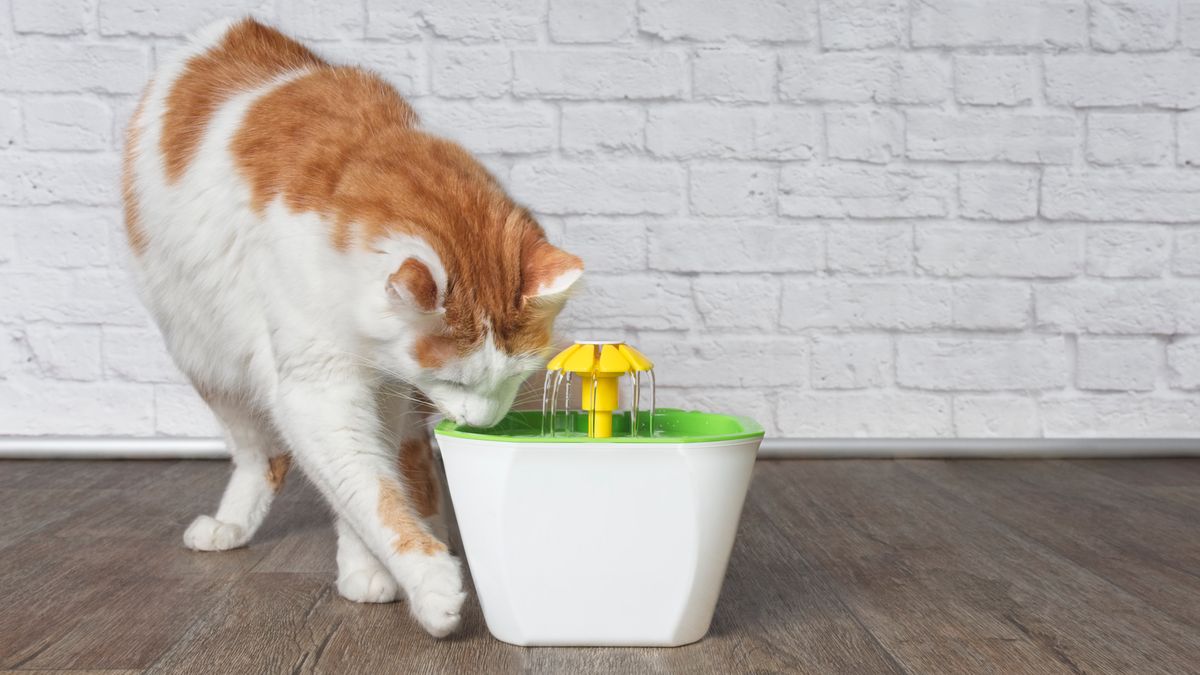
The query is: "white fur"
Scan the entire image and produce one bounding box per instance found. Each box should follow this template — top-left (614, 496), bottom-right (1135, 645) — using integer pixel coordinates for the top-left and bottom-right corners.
top-left (126, 21), bottom-right (570, 638)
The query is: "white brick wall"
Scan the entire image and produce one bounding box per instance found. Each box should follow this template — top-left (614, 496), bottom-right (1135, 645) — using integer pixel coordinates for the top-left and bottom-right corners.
top-left (2, 0), bottom-right (1199, 441)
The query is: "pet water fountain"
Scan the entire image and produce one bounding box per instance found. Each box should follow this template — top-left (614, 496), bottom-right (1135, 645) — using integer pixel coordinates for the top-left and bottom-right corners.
top-left (436, 340), bottom-right (764, 646)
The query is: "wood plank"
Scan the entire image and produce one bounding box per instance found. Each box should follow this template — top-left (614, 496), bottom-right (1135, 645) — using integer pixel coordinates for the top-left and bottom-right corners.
top-left (761, 460), bottom-right (1200, 674)
top-left (3, 458), bottom-right (1199, 673)
top-left (902, 459), bottom-right (1200, 628)
top-left (144, 573), bottom-right (331, 674)
top-left (756, 461), bottom-right (1074, 675)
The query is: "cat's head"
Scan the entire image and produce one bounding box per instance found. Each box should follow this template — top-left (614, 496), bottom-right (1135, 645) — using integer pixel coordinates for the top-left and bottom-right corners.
top-left (365, 211), bottom-right (582, 428)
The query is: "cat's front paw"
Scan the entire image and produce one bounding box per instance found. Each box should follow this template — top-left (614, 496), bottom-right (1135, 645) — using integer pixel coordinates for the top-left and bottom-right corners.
top-left (183, 515), bottom-right (248, 551)
top-left (338, 568), bottom-right (400, 604)
top-left (406, 552), bottom-right (466, 638)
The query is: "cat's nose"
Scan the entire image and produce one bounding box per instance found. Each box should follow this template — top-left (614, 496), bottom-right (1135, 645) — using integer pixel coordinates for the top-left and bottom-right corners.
top-left (462, 406), bottom-right (504, 428)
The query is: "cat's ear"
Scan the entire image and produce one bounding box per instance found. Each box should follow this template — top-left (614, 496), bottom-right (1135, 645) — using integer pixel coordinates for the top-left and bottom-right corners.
top-left (387, 257), bottom-right (443, 312)
top-left (522, 240), bottom-right (583, 302)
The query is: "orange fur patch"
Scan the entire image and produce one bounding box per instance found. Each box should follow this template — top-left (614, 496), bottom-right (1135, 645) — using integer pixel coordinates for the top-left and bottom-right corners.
top-left (121, 88), bottom-right (150, 255)
top-left (225, 22), bottom-right (577, 360)
top-left (390, 258), bottom-right (438, 311)
top-left (414, 334), bottom-right (456, 369)
top-left (377, 477), bottom-right (445, 556)
top-left (399, 437), bottom-right (438, 518)
top-left (267, 454), bottom-right (291, 492)
top-left (162, 18), bottom-right (325, 183)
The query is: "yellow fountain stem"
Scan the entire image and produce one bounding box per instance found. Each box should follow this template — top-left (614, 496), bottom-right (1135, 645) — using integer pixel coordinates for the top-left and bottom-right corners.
top-left (581, 374), bottom-right (620, 437)
top-left (546, 340), bottom-right (655, 439)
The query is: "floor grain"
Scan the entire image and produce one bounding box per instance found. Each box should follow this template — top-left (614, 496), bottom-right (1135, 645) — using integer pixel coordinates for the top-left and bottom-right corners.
top-left (0, 459), bottom-right (1196, 674)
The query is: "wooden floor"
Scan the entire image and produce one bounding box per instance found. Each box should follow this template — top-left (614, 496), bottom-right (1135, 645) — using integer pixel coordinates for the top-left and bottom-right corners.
top-left (1, 458), bottom-right (1198, 674)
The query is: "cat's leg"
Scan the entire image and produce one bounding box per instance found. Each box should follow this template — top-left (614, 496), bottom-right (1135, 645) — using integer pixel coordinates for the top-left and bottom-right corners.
top-left (184, 396), bottom-right (290, 551)
top-left (377, 387), bottom-right (448, 543)
top-left (335, 516), bottom-right (399, 603)
top-left (273, 374), bottom-right (465, 637)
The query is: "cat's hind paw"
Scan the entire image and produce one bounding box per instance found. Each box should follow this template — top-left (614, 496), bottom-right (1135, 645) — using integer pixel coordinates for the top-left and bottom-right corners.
top-left (338, 568), bottom-right (400, 604)
top-left (406, 552), bottom-right (466, 638)
top-left (183, 515), bottom-right (248, 551)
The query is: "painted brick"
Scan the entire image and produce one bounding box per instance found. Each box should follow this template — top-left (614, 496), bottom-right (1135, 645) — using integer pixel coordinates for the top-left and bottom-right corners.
top-left (0, 379), bottom-right (155, 435)
top-left (638, 334), bottom-right (807, 388)
top-left (777, 391), bottom-right (952, 437)
top-left (1089, 0), bottom-right (1176, 52)
top-left (1086, 226), bottom-right (1170, 278)
top-left (692, 50), bottom-right (775, 103)
top-left (689, 164), bottom-right (775, 216)
top-left (827, 223), bottom-right (912, 275)
top-left (958, 168), bottom-right (1039, 221)
top-left (780, 53), bottom-right (950, 104)
top-left (1036, 282), bottom-right (1200, 334)
top-left (514, 50), bottom-right (686, 100)
top-left (1179, 111), bottom-right (1200, 167)
top-left (916, 226), bottom-right (1083, 279)
top-left (906, 111), bottom-right (1078, 164)
top-left (639, 0), bottom-right (814, 42)
top-left (646, 106), bottom-right (817, 161)
top-left (0, 268), bottom-right (148, 326)
top-left (560, 104), bottom-right (644, 154)
top-left (1167, 337), bottom-right (1200, 389)
top-left (692, 275), bottom-right (780, 330)
top-left (14, 0), bottom-right (86, 35)
top-left (656, 387), bottom-right (777, 434)
top-left (0, 154), bottom-right (121, 206)
top-left (779, 166), bottom-right (954, 219)
top-left (810, 334), bottom-right (891, 390)
top-left (1041, 395), bottom-right (1200, 437)
top-left (825, 108), bottom-right (902, 164)
top-left (22, 96), bottom-right (112, 150)
top-left (98, 1), bottom-right (264, 37)
top-left (556, 274), bottom-right (697, 331)
top-left (781, 280), bottom-right (952, 330)
top-left (9, 2), bottom-right (1200, 441)
top-left (954, 55), bottom-right (1035, 106)
top-left (418, 101), bottom-right (555, 154)
top-left (102, 326), bottom-right (186, 383)
top-left (1076, 337), bottom-right (1159, 391)
top-left (13, 207), bottom-right (114, 268)
top-left (819, 0), bottom-right (904, 49)
top-left (911, 0), bottom-right (1087, 48)
top-left (1042, 169), bottom-right (1200, 223)
top-left (648, 223), bottom-right (823, 273)
top-left (1175, 228), bottom-right (1200, 276)
top-left (1086, 113), bottom-right (1172, 166)
top-left (0, 97), bottom-right (18, 149)
top-left (368, 0), bottom-right (543, 41)
top-left (510, 160), bottom-right (682, 215)
top-left (0, 43), bottom-right (149, 93)
top-left (951, 282), bottom-right (1031, 331)
top-left (549, 0), bottom-right (636, 43)
top-left (560, 219), bottom-right (646, 273)
top-left (431, 48), bottom-right (511, 98)
top-left (1045, 55), bottom-right (1200, 109)
top-left (897, 336), bottom-right (1068, 391)
top-left (25, 324), bottom-right (102, 381)
top-left (954, 395), bottom-right (1040, 438)
top-left (1185, 1), bottom-right (1200, 48)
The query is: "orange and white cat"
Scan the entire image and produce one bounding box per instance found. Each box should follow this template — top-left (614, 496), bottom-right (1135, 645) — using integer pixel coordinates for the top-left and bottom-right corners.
top-left (122, 18), bottom-right (582, 638)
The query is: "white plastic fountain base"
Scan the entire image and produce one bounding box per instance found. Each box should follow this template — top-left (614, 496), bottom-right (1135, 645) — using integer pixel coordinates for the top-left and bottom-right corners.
top-left (437, 414), bottom-right (762, 647)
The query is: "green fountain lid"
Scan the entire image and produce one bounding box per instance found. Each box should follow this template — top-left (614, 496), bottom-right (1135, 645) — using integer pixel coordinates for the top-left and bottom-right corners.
top-left (434, 408), bottom-right (764, 444)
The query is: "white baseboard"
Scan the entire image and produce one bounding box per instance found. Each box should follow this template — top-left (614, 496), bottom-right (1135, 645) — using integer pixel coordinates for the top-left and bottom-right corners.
top-left (1, 436), bottom-right (1198, 459)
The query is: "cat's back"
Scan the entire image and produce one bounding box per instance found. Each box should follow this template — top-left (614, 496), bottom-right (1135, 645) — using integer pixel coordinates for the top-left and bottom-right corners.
top-left (123, 18), bottom-right (325, 255)
top-left (121, 18), bottom-right (361, 396)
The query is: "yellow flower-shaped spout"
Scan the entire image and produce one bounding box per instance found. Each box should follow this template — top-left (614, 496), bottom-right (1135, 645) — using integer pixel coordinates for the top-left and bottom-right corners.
top-left (546, 340), bottom-right (654, 438)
